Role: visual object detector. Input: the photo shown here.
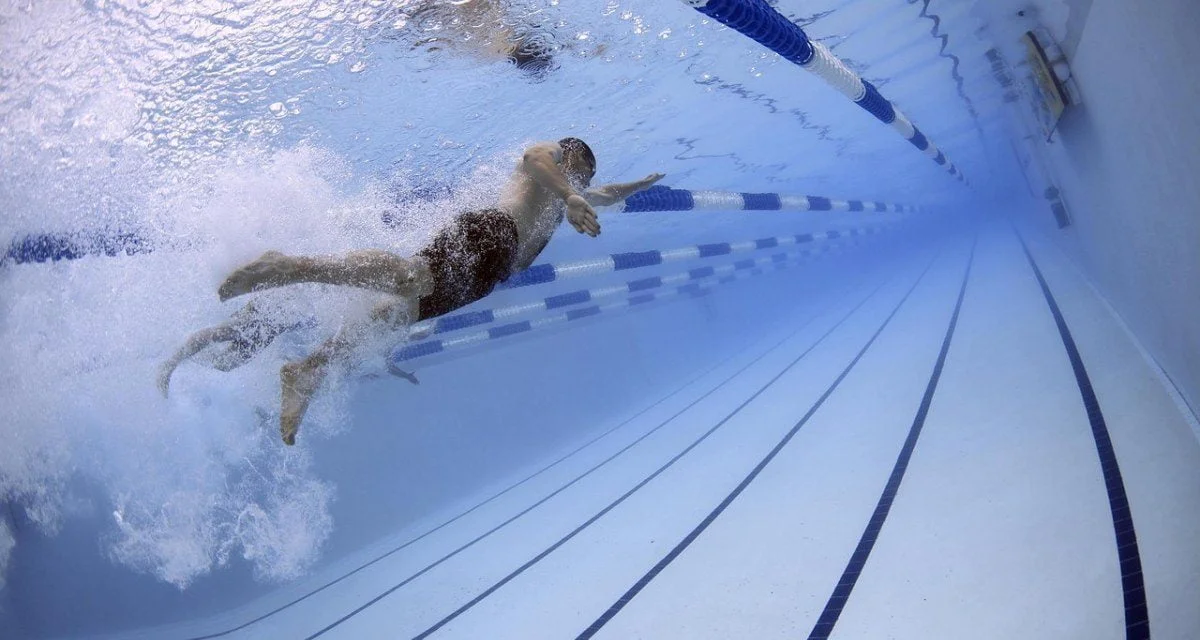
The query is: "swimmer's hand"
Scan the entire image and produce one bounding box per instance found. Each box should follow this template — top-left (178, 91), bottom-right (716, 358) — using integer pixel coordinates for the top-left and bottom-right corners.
top-left (582, 173), bottom-right (668, 207)
top-left (156, 362), bottom-right (176, 398)
top-left (566, 194), bottom-right (600, 237)
top-left (634, 172), bottom-right (666, 191)
top-left (387, 363), bottom-right (421, 385)
top-left (407, 323), bottom-right (434, 341)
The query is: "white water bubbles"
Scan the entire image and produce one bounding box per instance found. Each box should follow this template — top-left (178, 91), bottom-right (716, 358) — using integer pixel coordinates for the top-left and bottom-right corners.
top-left (0, 126), bottom-right (535, 589)
top-left (0, 142), bottom-right (370, 588)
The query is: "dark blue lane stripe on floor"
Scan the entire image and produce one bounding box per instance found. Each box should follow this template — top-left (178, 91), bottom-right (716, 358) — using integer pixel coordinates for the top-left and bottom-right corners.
top-left (574, 244), bottom-right (959, 640)
top-left (185, 351), bottom-right (745, 640)
top-left (404, 256), bottom-right (942, 640)
top-left (303, 266), bottom-right (902, 640)
top-left (1016, 232), bottom-right (1150, 640)
top-left (184, 253), bottom-right (901, 639)
top-left (807, 236), bottom-right (976, 640)
top-left (186, 295), bottom-right (857, 640)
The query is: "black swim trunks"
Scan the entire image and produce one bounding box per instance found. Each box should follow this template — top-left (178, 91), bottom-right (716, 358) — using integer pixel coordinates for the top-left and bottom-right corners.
top-left (416, 208), bottom-right (520, 321)
top-left (228, 314), bottom-right (311, 357)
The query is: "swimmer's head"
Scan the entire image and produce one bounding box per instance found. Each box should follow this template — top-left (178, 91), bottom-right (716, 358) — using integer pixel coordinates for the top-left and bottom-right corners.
top-left (558, 137), bottom-right (596, 188)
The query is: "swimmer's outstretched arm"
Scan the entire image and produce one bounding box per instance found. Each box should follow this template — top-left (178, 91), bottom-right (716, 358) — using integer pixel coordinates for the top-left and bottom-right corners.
top-left (157, 323), bottom-right (240, 397)
top-left (583, 172), bottom-right (667, 207)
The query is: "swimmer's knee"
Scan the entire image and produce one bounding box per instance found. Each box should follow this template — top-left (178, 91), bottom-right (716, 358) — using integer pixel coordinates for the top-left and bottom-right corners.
top-left (406, 258), bottom-right (434, 297)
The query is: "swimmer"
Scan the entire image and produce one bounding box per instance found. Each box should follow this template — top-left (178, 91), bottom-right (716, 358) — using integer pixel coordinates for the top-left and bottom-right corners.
top-left (215, 138), bottom-right (664, 445)
top-left (400, 0), bottom-right (604, 78)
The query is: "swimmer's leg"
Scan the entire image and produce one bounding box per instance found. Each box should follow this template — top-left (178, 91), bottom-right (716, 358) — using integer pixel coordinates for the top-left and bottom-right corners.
top-left (219, 250), bottom-right (432, 301)
top-left (158, 323), bottom-right (240, 397)
top-left (280, 355), bottom-right (327, 446)
top-left (159, 301), bottom-right (285, 396)
top-left (278, 297), bottom-right (418, 445)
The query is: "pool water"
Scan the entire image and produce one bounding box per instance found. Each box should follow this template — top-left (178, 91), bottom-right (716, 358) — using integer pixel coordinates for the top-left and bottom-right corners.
top-left (2, 1), bottom-right (1198, 639)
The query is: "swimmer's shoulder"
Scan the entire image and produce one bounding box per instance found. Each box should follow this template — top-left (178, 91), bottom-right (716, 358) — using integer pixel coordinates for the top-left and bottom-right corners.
top-left (519, 140), bottom-right (565, 167)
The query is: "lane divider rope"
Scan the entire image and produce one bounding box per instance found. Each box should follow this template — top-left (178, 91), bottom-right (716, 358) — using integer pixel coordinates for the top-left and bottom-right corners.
top-left (617, 186), bottom-right (920, 213)
top-left (392, 236), bottom-right (869, 364)
top-left (2, 193), bottom-right (913, 266)
top-left (679, 0), bottom-right (968, 184)
top-left (411, 229), bottom-right (885, 338)
top-left (498, 223), bottom-right (891, 290)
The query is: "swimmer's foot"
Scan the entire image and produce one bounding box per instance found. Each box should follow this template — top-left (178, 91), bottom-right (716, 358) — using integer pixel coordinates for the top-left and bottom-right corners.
top-left (387, 363), bottom-right (420, 385)
top-left (156, 361), bottom-right (176, 398)
top-left (219, 251), bottom-right (294, 301)
top-left (279, 356), bottom-right (326, 446)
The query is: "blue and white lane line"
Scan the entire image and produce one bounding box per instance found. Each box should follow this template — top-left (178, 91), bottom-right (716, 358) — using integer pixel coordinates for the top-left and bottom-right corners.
top-left (679, 0), bottom-right (968, 184)
top-left (410, 232), bottom-right (877, 338)
top-left (397, 281), bottom-right (712, 363)
top-left (391, 239), bottom-right (861, 365)
top-left (1, 229), bottom-right (153, 266)
top-left (1, 193), bottom-right (908, 266)
top-left (498, 224), bottom-right (890, 290)
top-left (396, 283), bottom-right (716, 364)
top-left (617, 186), bottom-right (919, 213)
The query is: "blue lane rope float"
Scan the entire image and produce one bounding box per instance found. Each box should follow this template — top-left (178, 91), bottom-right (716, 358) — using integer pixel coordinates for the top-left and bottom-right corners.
top-left (411, 229), bottom-right (881, 338)
top-left (3, 191), bottom-right (915, 267)
top-left (617, 186), bottom-right (919, 213)
top-left (679, 0), bottom-right (968, 184)
top-left (498, 223), bottom-right (891, 290)
top-left (390, 235), bottom-right (867, 365)
top-left (2, 229), bottom-right (152, 266)
top-left (393, 282), bottom-right (718, 364)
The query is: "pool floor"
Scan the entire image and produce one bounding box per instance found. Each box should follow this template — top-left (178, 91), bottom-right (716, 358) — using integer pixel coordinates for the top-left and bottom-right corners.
top-left (110, 218), bottom-right (1200, 640)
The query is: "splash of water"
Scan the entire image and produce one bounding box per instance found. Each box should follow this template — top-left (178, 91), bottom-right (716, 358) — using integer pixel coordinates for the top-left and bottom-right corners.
top-left (0, 0), bottom-right (525, 590)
